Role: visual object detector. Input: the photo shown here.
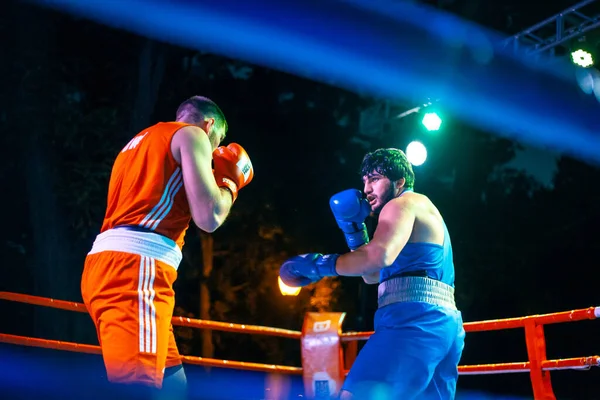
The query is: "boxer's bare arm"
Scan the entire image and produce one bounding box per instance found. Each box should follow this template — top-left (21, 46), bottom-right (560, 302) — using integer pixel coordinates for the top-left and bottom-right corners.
top-left (362, 271), bottom-right (380, 284)
top-left (336, 196), bottom-right (416, 276)
top-left (171, 125), bottom-right (232, 232)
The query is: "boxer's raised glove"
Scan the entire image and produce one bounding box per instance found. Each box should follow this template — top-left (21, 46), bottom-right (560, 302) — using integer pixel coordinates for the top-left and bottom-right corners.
top-left (279, 253), bottom-right (339, 287)
top-left (329, 189), bottom-right (371, 251)
top-left (213, 143), bottom-right (254, 202)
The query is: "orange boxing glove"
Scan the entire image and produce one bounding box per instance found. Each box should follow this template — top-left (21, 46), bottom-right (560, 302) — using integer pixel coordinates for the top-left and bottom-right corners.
top-left (213, 143), bottom-right (254, 202)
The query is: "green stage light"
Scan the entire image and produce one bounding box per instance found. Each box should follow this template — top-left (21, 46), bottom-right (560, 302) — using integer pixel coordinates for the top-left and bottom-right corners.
top-left (422, 112), bottom-right (442, 131)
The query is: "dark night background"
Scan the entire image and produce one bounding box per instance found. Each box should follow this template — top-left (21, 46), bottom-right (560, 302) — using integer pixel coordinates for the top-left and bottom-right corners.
top-left (1, 0), bottom-right (600, 399)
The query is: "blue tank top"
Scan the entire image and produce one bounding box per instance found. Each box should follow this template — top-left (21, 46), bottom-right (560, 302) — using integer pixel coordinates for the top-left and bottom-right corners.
top-left (379, 220), bottom-right (455, 287)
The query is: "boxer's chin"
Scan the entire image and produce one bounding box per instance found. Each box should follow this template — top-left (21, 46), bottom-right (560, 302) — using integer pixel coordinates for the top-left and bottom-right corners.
top-left (371, 201), bottom-right (383, 214)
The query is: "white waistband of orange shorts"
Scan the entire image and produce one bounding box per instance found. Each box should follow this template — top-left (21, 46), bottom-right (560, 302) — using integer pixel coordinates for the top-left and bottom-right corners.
top-left (88, 228), bottom-right (182, 270)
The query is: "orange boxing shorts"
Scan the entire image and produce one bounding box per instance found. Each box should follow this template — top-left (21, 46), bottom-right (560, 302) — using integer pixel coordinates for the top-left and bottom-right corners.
top-left (81, 228), bottom-right (184, 389)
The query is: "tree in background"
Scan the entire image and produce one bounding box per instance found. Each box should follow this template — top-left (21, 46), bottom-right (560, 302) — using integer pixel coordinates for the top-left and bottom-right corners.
top-left (1, 4), bottom-right (169, 342)
top-left (173, 193), bottom-right (344, 366)
top-left (8, 3), bottom-right (76, 341)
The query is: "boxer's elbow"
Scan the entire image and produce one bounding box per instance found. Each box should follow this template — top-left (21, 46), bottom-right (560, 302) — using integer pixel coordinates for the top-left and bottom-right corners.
top-left (191, 204), bottom-right (223, 233)
top-left (204, 215), bottom-right (222, 233)
top-left (191, 188), bottom-right (234, 232)
top-left (184, 191), bottom-right (221, 233)
top-left (362, 271), bottom-right (380, 284)
top-left (191, 213), bottom-right (219, 233)
top-left (370, 243), bottom-right (395, 270)
top-left (364, 243), bottom-right (391, 272)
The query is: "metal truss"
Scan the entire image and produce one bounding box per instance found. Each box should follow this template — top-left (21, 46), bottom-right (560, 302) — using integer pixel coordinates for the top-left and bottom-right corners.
top-left (359, 0), bottom-right (600, 137)
top-left (501, 0), bottom-right (600, 60)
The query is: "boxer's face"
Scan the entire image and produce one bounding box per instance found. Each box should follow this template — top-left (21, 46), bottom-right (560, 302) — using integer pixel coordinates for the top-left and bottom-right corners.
top-left (208, 125), bottom-right (226, 151)
top-left (362, 171), bottom-right (395, 214)
top-left (201, 118), bottom-right (226, 151)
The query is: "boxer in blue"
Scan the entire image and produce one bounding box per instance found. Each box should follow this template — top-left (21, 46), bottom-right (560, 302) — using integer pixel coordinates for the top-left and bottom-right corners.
top-left (280, 148), bottom-right (465, 399)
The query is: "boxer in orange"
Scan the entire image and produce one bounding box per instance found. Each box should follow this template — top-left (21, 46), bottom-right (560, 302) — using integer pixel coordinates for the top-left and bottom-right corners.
top-left (81, 96), bottom-right (254, 399)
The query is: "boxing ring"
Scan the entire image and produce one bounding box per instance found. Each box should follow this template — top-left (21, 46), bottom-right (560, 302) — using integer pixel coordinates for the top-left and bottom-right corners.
top-left (1, 291), bottom-right (598, 399)
top-left (9, 0), bottom-right (600, 398)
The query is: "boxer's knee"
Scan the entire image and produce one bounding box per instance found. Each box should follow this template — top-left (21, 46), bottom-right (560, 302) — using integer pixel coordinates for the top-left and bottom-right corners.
top-left (154, 364), bottom-right (187, 400)
top-left (105, 382), bottom-right (159, 400)
top-left (340, 382), bottom-right (396, 400)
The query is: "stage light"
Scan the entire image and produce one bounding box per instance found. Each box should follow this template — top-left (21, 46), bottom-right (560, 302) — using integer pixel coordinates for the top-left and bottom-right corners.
top-left (278, 276), bottom-right (301, 296)
top-left (571, 49), bottom-right (594, 68)
top-left (406, 141), bottom-right (427, 166)
top-left (422, 112), bottom-right (442, 131)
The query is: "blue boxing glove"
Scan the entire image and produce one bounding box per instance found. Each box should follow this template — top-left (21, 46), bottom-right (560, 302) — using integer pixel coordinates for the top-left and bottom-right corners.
top-left (329, 189), bottom-right (371, 251)
top-left (279, 253), bottom-right (339, 287)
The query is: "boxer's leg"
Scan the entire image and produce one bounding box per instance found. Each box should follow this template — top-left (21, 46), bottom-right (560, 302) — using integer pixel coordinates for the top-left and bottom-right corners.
top-left (155, 326), bottom-right (187, 400)
top-left (419, 313), bottom-right (465, 399)
top-left (341, 327), bottom-right (440, 399)
top-left (341, 303), bottom-right (459, 399)
top-left (82, 252), bottom-right (178, 390)
top-left (155, 364), bottom-right (187, 400)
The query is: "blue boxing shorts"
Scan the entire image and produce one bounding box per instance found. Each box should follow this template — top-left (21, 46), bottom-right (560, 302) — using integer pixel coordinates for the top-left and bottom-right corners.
top-left (342, 301), bottom-right (465, 399)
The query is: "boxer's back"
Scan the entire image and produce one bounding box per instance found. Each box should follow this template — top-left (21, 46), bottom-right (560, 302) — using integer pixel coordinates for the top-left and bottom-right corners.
top-left (101, 122), bottom-right (193, 248)
top-left (404, 192), bottom-right (446, 245)
top-left (380, 191), bottom-right (455, 286)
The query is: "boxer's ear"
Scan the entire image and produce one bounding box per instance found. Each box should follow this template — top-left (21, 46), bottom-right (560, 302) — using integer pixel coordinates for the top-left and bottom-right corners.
top-left (394, 177), bottom-right (406, 192)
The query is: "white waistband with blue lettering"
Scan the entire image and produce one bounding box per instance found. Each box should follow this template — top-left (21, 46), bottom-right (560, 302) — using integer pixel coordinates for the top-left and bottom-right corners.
top-left (88, 228), bottom-right (182, 270)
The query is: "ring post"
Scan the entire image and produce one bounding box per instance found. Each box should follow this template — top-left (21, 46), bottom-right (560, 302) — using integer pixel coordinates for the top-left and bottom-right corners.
top-left (301, 312), bottom-right (346, 399)
top-left (524, 319), bottom-right (555, 399)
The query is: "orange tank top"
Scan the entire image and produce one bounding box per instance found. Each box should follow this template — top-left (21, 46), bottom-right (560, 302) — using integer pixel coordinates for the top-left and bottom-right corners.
top-left (101, 122), bottom-right (192, 248)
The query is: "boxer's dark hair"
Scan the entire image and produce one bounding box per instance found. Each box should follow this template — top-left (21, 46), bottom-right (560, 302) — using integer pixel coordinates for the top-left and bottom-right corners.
top-left (176, 96), bottom-right (228, 134)
top-left (360, 148), bottom-right (415, 189)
